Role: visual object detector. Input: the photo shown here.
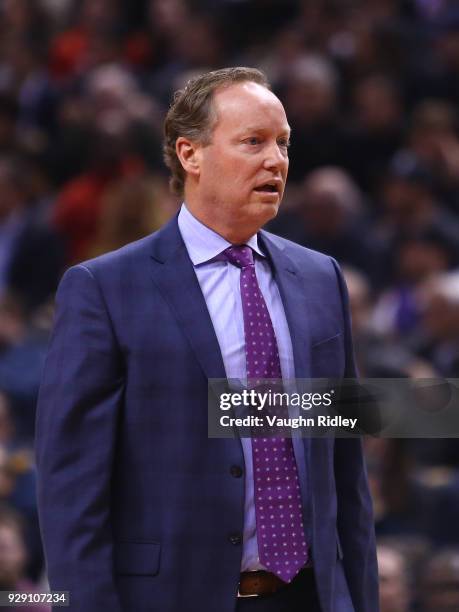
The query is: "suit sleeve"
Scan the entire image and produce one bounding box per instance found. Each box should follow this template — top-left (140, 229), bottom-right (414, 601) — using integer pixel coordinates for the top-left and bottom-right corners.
top-left (331, 258), bottom-right (380, 612)
top-left (35, 265), bottom-right (124, 612)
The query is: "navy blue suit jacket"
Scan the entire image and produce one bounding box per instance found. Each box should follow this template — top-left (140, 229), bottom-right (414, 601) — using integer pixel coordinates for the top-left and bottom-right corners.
top-left (35, 215), bottom-right (379, 612)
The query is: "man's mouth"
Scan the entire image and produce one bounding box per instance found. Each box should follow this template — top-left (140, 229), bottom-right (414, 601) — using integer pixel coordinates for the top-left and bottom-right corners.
top-left (254, 182), bottom-right (280, 193)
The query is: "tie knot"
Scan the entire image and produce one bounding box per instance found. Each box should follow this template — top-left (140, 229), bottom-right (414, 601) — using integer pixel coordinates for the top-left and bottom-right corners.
top-left (223, 245), bottom-right (254, 269)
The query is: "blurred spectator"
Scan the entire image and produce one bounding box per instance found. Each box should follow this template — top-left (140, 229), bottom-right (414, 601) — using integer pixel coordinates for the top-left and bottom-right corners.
top-left (0, 406), bottom-right (44, 579)
top-left (121, 0), bottom-right (191, 74)
top-left (0, 294), bottom-right (53, 442)
top-left (416, 270), bottom-right (459, 376)
top-left (366, 439), bottom-right (421, 536)
top-left (48, 0), bottom-right (121, 83)
top-left (84, 63), bottom-right (163, 167)
top-left (419, 548), bottom-right (459, 612)
top-left (148, 13), bottom-right (227, 105)
top-left (0, 504), bottom-right (48, 610)
top-left (0, 156), bottom-right (64, 313)
top-left (408, 6), bottom-right (459, 110)
top-left (0, 439), bottom-right (37, 524)
top-left (343, 266), bottom-right (425, 376)
top-left (256, 27), bottom-right (306, 87)
top-left (408, 99), bottom-right (459, 209)
top-left (377, 543), bottom-right (411, 612)
top-left (88, 174), bottom-right (175, 257)
top-left (331, 1), bottom-right (408, 84)
top-left (280, 54), bottom-right (348, 181)
top-left (373, 151), bottom-right (459, 286)
top-left (379, 152), bottom-right (456, 235)
top-left (0, 34), bottom-right (57, 146)
top-left (53, 128), bottom-right (146, 263)
top-left (345, 74), bottom-right (405, 192)
top-left (371, 229), bottom-right (454, 338)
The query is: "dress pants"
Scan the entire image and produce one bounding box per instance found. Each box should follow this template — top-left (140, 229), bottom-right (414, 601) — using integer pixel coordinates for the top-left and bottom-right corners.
top-left (235, 569), bottom-right (322, 612)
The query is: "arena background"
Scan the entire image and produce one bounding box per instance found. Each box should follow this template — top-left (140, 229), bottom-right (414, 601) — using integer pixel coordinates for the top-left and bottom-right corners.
top-left (0, 0), bottom-right (458, 610)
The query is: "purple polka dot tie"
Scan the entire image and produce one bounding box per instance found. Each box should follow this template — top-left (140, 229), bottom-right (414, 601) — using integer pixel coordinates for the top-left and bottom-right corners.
top-left (223, 245), bottom-right (308, 583)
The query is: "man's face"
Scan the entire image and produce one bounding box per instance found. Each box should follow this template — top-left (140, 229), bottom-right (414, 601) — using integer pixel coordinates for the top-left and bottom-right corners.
top-left (193, 81), bottom-right (290, 238)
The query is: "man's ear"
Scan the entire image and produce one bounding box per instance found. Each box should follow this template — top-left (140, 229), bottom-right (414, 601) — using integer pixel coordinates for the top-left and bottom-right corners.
top-left (176, 137), bottom-right (202, 178)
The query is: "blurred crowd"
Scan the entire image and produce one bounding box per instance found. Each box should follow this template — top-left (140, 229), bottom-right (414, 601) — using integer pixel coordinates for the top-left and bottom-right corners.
top-left (0, 0), bottom-right (458, 609)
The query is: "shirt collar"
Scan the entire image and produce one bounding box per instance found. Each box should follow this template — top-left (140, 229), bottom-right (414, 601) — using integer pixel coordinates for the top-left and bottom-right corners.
top-left (177, 203), bottom-right (265, 266)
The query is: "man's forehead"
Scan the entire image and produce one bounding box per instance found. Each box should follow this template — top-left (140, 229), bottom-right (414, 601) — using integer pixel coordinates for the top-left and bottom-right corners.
top-left (212, 81), bottom-right (289, 129)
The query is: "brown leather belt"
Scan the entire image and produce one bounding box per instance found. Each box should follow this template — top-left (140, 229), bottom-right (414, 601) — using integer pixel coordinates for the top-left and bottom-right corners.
top-left (238, 568), bottom-right (311, 598)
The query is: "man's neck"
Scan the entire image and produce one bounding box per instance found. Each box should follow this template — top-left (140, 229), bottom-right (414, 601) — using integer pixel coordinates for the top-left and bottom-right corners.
top-left (183, 202), bottom-right (257, 245)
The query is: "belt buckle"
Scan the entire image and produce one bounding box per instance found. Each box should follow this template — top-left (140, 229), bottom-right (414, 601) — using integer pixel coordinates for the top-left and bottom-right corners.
top-left (237, 570), bottom-right (261, 598)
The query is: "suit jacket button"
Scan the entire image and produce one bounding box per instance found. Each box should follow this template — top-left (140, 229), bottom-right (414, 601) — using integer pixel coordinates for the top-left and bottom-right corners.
top-left (229, 533), bottom-right (242, 545)
top-left (230, 465), bottom-right (243, 478)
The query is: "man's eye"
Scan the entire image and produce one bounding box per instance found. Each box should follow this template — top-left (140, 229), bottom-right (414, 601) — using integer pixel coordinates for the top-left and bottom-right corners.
top-left (245, 137), bottom-right (260, 145)
top-left (279, 139), bottom-right (291, 148)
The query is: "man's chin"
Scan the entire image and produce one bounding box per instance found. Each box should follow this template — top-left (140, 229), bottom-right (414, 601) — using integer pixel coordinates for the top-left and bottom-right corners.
top-left (252, 201), bottom-right (281, 228)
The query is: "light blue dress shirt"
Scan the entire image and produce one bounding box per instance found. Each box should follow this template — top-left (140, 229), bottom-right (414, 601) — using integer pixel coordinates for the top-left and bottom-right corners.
top-left (178, 203), bottom-right (303, 571)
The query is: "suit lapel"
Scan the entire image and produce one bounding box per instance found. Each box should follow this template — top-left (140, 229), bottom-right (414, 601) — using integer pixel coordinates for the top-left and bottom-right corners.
top-left (149, 216), bottom-right (227, 381)
top-left (259, 231), bottom-right (312, 379)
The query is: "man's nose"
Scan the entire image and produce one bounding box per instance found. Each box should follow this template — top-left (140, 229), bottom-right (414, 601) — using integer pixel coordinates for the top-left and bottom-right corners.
top-left (263, 142), bottom-right (288, 171)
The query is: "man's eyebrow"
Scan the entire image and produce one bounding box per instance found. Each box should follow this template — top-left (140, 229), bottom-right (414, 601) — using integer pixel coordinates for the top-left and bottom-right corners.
top-left (238, 126), bottom-right (292, 136)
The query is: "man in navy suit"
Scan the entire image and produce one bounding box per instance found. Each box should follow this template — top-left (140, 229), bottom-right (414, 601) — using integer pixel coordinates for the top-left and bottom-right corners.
top-left (36, 67), bottom-right (378, 611)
